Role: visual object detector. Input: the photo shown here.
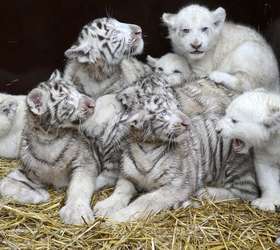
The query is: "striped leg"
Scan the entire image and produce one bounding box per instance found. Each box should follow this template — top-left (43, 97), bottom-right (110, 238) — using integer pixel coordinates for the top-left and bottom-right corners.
top-left (109, 186), bottom-right (190, 222)
top-left (0, 169), bottom-right (49, 204)
top-left (59, 165), bottom-right (97, 225)
top-left (94, 178), bottom-right (137, 218)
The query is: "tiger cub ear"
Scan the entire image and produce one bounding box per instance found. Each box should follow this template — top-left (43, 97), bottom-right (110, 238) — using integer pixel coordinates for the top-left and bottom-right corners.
top-left (49, 69), bottom-right (62, 81)
top-left (65, 42), bottom-right (97, 63)
top-left (27, 88), bottom-right (48, 115)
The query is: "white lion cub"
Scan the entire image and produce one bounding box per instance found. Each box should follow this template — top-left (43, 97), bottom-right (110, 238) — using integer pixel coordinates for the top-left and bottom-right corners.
top-left (0, 94), bottom-right (26, 159)
top-left (217, 89), bottom-right (280, 211)
top-left (162, 5), bottom-right (279, 92)
top-left (146, 53), bottom-right (192, 86)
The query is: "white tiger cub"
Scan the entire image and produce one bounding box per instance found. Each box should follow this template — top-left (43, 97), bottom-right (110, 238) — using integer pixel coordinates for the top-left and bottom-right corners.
top-left (0, 94), bottom-right (26, 158)
top-left (217, 89), bottom-right (280, 212)
top-left (93, 75), bottom-right (258, 222)
top-left (162, 4), bottom-right (279, 92)
top-left (146, 53), bottom-right (192, 86)
top-left (0, 70), bottom-right (98, 225)
top-left (64, 17), bottom-right (145, 99)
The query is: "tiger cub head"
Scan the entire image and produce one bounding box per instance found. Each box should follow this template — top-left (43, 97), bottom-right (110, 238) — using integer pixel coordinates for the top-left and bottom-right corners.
top-left (65, 18), bottom-right (143, 65)
top-left (126, 93), bottom-right (190, 143)
top-left (26, 70), bottom-right (95, 130)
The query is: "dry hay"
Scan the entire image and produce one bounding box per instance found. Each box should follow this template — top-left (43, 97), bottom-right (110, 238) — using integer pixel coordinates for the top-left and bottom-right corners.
top-left (0, 159), bottom-right (280, 250)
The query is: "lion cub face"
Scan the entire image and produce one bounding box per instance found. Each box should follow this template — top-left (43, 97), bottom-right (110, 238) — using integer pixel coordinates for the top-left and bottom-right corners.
top-left (162, 4), bottom-right (226, 61)
top-left (147, 53), bottom-right (191, 85)
top-left (217, 89), bottom-right (280, 154)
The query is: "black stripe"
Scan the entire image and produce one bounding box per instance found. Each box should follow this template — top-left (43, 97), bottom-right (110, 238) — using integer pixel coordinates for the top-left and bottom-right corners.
top-left (103, 43), bottom-right (115, 59)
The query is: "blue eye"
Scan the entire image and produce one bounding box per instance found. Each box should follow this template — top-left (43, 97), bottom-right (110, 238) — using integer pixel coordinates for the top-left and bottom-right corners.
top-left (160, 110), bottom-right (167, 116)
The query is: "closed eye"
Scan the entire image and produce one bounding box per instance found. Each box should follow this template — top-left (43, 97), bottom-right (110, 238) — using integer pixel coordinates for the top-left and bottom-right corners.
top-left (231, 118), bottom-right (238, 124)
top-left (158, 67), bottom-right (163, 72)
top-left (182, 28), bottom-right (190, 34)
top-left (173, 70), bottom-right (182, 74)
top-left (201, 27), bottom-right (209, 32)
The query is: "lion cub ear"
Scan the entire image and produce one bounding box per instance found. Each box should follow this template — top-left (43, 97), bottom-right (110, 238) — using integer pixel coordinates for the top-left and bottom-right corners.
top-left (263, 104), bottom-right (280, 132)
top-left (162, 13), bottom-right (176, 27)
top-left (212, 7), bottom-right (226, 30)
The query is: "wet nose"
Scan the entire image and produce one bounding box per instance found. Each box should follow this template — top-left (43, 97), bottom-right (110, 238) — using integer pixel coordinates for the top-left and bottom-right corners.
top-left (82, 96), bottom-right (95, 112)
top-left (130, 25), bottom-right (142, 37)
top-left (191, 43), bottom-right (202, 50)
top-left (179, 113), bottom-right (191, 128)
top-left (181, 120), bottom-right (189, 127)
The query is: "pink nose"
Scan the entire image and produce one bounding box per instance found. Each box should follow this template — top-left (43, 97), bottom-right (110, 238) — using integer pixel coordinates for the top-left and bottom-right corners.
top-left (82, 97), bottom-right (95, 112)
top-left (131, 25), bottom-right (142, 37)
top-left (179, 113), bottom-right (190, 127)
top-left (134, 29), bottom-right (142, 36)
top-left (181, 120), bottom-right (189, 127)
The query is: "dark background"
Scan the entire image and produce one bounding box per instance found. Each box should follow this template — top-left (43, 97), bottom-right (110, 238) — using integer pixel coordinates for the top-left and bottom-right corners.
top-left (1, 0), bottom-right (280, 94)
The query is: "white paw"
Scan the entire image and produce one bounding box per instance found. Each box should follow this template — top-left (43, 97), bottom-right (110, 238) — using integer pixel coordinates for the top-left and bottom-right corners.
top-left (93, 197), bottom-right (128, 218)
top-left (59, 202), bottom-right (95, 225)
top-left (109, 208), bottom-right (138, 223)
top-left (0, 179), bottom-right (49, 204)
top-left (251, 197), bottom-right (280, 212)
top-left (208, 71), bottom-right (236, 89)
top-left (195, 188), bottom-right (209, 199)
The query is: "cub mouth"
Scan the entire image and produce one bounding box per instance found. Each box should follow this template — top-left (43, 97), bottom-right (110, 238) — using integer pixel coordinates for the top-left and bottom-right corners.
top-left (232, 138), bottom-right (245, 153)
top-left (127, 38), bottom-right (143, 55)
top-left (190, 50), bottom-right (204, 55)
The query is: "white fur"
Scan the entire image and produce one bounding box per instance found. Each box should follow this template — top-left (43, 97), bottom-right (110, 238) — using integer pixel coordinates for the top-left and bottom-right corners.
top-left (163, 5), bottom-right (279, 92)
top-left (146, 53), bottom-right (192, 86)
top-left (0, 94), bottom-right (26, 159)
top-left (218, 90), bottom-right (280, 211)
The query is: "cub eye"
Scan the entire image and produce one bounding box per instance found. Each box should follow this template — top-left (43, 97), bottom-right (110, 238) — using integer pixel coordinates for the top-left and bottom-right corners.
top-left (201, 27), bottom-right (209, 32)
top-left (182, 28), bottom-right (190, 34)
top-left (160, 110), bottom-right (167, 116)
top-left (173, 70), bottom-right (182, 74)
top-left (231, 118), bottom-right (238, 124)
top-left (158, 67), bottom-right (163, 72)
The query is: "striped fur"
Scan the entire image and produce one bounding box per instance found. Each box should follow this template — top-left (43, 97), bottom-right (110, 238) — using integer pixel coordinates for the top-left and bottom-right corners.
top-left (82, 94), bottom-right (131, 191)
top-left (0, 70), bottom-right (98, 225)
top-left (94, 74), bottom-right (258, 222)
top-left (118, 72), bottom-right (238, 117)
top-left (64, 17), bottom-right (144, 99)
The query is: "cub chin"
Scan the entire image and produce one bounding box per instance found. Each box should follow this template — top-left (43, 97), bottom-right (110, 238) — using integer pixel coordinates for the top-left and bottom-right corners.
top-left (217, 89), bottom-right (280, 212)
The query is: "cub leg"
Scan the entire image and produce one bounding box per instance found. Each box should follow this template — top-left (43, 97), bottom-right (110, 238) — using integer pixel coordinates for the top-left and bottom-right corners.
top-left (59, 164), bottom-right (97, 225)
top-left (0, 168), bottom-right (49, 204)
top-left (109, 186), bottom-right (190, 222)
top-left (251, 162), bottom-right (280, 212)
top-left (94, 178), bottom-right (137, 218)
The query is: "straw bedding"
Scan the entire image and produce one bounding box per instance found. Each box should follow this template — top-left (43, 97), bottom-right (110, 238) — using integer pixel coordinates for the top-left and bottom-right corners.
top-left (0, 159), bottom-right (279, 249)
